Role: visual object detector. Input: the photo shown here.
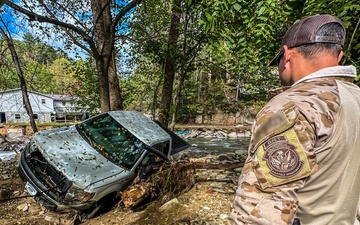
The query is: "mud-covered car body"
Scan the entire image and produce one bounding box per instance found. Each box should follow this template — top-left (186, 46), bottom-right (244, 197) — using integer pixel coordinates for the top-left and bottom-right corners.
top-left (17, 111), bottom-right (189, 212)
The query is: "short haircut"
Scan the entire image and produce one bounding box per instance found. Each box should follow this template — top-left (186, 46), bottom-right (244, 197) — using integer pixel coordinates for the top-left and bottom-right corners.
top-left (296, 22), bottom-right (344, 59)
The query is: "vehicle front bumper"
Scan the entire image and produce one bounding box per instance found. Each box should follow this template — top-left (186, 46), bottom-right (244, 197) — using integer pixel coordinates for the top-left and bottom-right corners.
top-left (17, 152), bottom-right (91, 211)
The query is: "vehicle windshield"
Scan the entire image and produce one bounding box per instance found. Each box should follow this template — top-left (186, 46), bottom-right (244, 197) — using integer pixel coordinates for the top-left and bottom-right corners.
top-left (75, 113), bottom-right (145, 170)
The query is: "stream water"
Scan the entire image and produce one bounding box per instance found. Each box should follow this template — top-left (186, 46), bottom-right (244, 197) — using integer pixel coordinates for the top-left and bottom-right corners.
top-left (186, 137), bottom-right (250, 157)
top-left (0, 151), bottom-right (16, 160)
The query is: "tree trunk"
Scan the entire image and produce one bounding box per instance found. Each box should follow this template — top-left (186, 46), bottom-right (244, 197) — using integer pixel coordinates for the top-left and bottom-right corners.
top-left (170, 69), bottom-right (186, 130)
top-left (0, 27), bottom-right (38, 133)
top-left (158, 0), bottom-right (181, 126)
top-left (109, 52), bottom-right (123, 110)
top-left (95, 59), bottom-right (111, 112)
top-left (91, 0), bottom-right (114, 112)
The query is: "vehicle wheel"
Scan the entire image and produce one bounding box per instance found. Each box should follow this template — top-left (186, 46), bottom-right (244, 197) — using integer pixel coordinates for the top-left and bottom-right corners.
top-left (81, 202), bottom-right (103, 219)
top-left (80, 192), bottom-right (120, 219)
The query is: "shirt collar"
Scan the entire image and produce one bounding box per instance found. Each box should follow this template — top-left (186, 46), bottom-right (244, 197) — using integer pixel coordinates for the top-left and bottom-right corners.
top-left (292, 65), bottom-right (357, 86)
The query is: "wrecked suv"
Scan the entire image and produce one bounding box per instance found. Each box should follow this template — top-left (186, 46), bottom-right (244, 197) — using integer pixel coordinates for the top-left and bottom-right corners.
top-left (17, 111), bottom-right (189, 216)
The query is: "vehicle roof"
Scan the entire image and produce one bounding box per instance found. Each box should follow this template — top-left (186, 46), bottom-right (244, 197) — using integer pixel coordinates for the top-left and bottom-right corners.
top-left (108, 111), bottom-right (171, 146)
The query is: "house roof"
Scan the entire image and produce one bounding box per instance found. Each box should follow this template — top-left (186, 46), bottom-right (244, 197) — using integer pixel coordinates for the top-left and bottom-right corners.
top-left (0, 88), bottom-right (53, 99)
top-left (0, 88), bottom-right (76, 101)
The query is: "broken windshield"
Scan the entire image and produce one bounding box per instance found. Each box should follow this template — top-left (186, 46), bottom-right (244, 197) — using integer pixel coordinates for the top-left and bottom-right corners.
top-left (75, 113), bottom-right (145, 170)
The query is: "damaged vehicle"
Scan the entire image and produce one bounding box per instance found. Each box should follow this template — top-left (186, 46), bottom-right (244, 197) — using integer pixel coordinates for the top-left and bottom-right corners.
top-left (17, 111), bottom-right (189, 217)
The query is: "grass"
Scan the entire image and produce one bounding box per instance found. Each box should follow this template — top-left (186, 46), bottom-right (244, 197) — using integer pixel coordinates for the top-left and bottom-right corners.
top-left (5, 122), bottom-right (75, 127)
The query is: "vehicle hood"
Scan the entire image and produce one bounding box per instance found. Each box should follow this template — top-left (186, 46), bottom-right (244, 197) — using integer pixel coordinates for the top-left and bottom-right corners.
top-left (32, 126), bottom-right (125, 188)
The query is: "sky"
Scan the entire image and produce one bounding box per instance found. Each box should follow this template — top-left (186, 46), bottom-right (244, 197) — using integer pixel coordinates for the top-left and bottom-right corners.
top-left (0, 1), bottom-right (137, 61)
top-left (0, 3), bottom-right (88, 60)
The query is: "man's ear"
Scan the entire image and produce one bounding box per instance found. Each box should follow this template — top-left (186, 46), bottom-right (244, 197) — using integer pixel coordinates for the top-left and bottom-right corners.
top-left (283, 45), bottom-right (291, 65)
top-left (337, 51), bottom-right (344, 63)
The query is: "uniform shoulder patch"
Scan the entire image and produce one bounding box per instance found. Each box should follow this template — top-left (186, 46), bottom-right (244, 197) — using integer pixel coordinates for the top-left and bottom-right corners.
top-left (263, 136), bottom-right (303, 178)
top-left (251, 104), bottom-right (299, 155)
top-left (253, 128), bottom-right (313, 188)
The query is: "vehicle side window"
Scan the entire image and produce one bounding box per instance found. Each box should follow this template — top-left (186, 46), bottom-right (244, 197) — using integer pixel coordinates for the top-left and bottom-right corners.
top-left (152, 141), bottom-right (170, 156)
top-left (138, 153), bottom-right (159, 179)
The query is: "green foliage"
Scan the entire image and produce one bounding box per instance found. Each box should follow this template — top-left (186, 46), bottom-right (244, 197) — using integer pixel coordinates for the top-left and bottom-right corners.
top-left (0, 33), bottom-right (72, 94)
top-left (0, 40), bottom-right (19, 90)
top-left (48, 57), bottom-right (75, 94)
top-left (0, 33), bottom-right (98, 113)
top-left (3, 0), bottom-right (359, 124)
top-left (69, 59), bottom-right (100, 114)
top-left (121, 62), bottom-right (163, 112)
top-left (124, 0), bottom-right (359, 124)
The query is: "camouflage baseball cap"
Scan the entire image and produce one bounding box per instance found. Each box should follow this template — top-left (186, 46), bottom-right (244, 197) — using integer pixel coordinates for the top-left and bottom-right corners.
top-left (269, 14), bottom-right (346, 66)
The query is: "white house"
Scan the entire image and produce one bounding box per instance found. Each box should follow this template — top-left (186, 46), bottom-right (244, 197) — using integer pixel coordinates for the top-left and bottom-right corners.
top-left (50, 94), bottom-right (88, 121)
top-left (0, 89), bottom-right (87, 123)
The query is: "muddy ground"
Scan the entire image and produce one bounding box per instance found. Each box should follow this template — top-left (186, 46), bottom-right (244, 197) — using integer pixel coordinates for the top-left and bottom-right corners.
top-left (0, 156), bottom-right (240, 225)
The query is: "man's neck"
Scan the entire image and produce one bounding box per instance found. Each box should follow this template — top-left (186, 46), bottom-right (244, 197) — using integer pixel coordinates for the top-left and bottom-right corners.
top-left (292, 55), bottom-right (340, 83)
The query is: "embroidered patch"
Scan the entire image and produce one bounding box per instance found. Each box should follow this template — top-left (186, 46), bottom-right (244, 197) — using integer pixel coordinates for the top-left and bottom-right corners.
top-left (263, 136), bottom-right (303, 178)
top-left (250, 105), bottom-right (299, 155)
top-left (254, 128), bottom-right (313, 188)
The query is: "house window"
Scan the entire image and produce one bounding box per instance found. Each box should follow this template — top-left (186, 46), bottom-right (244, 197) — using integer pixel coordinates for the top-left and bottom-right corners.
top-left (41, 99), bottom-right (46, 104)
top-left (62, 102), bottom-right (66, 106)
top-left (15, 114), bottom-right (20, 119)
top-left (33, 114), bottom-right (38, 119)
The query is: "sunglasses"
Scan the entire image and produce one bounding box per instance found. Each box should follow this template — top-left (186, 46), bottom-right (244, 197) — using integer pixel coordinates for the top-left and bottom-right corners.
top-left (275, 50), bottom-right (284, 66)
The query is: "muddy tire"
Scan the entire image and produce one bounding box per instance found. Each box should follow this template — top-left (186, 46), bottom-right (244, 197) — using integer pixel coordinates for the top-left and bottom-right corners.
top-left (80, 192), bottom-right (120, 219)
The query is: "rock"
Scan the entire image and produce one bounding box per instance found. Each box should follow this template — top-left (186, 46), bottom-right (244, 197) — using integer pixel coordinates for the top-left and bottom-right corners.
top-left (227, 132), bottom-right (238, 139)
top-left (234, 150), bottom-right (244, 155)
top-left (213, 187), bottom-right (235, 194)
top-left (215, 131), bottom-right (228, 138)
top-left (233, 167), bottom-right (243, 173)
top-left (217, 154), bottom-right (231, 161)
top-left (44, 212), bottom-right (76, 225)
top-left (159, 198), bottom-right (179, 211)
top-left (22, 204), bottom-right (29, 212)
top-left (17, 203), bottom-right (28, 211)
top-left (219, 213), bottom-right (229, 220)
top-left (1, 174), bottom-right (9, 180)
top-left (202, 206), bottom-right (211, 210)
top-left (45, 215), bottom-right (60, 223)
top-left (243, 130), bottom-right (252, 137)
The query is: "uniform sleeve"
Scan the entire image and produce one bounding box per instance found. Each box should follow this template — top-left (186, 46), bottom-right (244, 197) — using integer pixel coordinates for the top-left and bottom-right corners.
top-left (229, 105), bottom-right (318, 225)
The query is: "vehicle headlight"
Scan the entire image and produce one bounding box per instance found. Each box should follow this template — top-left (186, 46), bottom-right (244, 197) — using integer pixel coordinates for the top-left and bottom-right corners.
top-left (64, 185), bottom-right (95, 204)
top-left (24, 141), bottom-right (38, 157)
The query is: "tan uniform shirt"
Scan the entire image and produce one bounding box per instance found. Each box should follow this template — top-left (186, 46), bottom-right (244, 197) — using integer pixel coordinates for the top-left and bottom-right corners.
top-left (229, 65), bottom-right (360, 225)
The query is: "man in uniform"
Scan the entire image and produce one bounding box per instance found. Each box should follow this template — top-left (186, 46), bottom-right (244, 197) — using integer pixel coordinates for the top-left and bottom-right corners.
top-left (229, 14), bottom-right (360, 225)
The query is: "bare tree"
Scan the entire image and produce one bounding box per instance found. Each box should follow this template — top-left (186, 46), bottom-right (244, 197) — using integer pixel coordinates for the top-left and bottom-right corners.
top-left (0, 20), bottom-right (38, 133)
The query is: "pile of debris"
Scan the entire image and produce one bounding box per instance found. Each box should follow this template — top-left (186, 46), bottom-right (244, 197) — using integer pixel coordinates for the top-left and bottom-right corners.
top-left (120, 151), bottom-right (246, 209)
top-left (0, 135), bottom-right (30, 160)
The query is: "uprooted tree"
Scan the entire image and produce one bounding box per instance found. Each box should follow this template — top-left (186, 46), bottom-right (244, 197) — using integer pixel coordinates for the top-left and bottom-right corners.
top-left (120, 154), bottom-right (245, 209)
